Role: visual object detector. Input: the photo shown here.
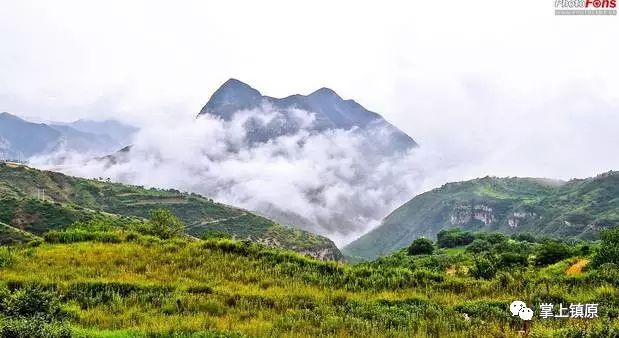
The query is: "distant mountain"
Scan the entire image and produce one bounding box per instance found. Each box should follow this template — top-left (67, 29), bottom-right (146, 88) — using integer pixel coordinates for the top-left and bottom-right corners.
top-left (198, 79), bottom-right (417, 151)
top-left (48, 124), bottom-right (120, 154)
top-left (60, 119), bottom-right (137, 145)
top-left (0, 112), bottom-right (136, 159)
top-left (0, 162), bottom-right (343, 260)
top-left (0, 112), bottom-right (62, 158)
top-left (344, 172), bottom-right (619, 260)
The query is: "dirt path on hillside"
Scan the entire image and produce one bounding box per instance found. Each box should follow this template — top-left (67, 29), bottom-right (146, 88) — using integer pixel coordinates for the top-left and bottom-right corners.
top-left (566, 259), bottom-right (589, 276)
top-left (185, 213), bottom-right (247, 231)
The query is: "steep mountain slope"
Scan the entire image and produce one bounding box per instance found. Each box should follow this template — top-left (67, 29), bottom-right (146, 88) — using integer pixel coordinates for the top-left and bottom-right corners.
top-left (344, 172), bottom-right (619, 259)
top-left (198, 79), bottom-right (417, 152)
top-left (0, 163), bottom-right (342, 260)
top-left (0, 112), bottom-right (132, 158)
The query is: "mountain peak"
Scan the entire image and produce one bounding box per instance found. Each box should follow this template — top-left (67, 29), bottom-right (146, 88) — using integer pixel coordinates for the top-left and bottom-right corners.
top-left (198, 79), bottom-right (263, 119)
top-left (218, 78), bottom-right (258, 93)
top-left (0, 112), bottom-right (22, 121)
top-left (195, 80), bottom-right (416, 151)
top-left (309, 87), bottom-right (341, 99)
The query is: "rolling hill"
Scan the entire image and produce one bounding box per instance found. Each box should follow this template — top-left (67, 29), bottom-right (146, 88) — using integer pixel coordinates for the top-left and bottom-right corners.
top-left (344, 171), bottom-right (619, 260)
top-left (0, 162), bottom-right (342, 260)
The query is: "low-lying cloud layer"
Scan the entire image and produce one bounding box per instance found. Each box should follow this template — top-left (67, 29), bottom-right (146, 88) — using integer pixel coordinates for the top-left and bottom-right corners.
top-left (33, 107), bottom-right (454, 246)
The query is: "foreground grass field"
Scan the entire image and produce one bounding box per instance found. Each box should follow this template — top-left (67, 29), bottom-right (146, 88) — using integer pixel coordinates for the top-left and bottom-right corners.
top-left (1, 228), bottom-right (618, 337)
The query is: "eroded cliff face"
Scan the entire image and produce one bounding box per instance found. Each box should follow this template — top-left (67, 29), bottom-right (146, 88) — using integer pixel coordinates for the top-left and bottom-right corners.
top-left (449, 203), bottom-right (544, 230)
top-left (449, 204), bottom-right (496, 225)
top-left (507, 211), bottom-right (539, 228)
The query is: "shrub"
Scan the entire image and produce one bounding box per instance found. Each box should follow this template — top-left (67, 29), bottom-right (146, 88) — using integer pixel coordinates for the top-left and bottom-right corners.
top-left (469, 256), bottom-right (497, 279)
top-left (465, 239), bottom-right (491, 254)
top-left (511, 233), bottom-right (537, 243)
top-left (535, 240), bottom-right (572, 266)
top-left (407, 238), bottom-right (435, 256)
top-left (0, 318), bottom-right (72, 338)
top-left (1, 284), bottom-right (65, 321)
top-left (437, 229), bottom-right (475, 248)
top-left (591, 225), bottom-right (619, 268)
top-left (496, 252), bottom-right (528, 269)
top-left (201, 231), bottom-right (232, 240)
top-left (482, 232), bottom-right (507, 245)
top-left (135, 209), bottom-right (185, 239)
top-left (44, 229), bottom-right (122, 244)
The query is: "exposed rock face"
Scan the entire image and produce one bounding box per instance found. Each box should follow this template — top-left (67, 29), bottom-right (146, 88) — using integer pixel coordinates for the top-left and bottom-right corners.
top-left (450, 204), bottom-right (495, 225)
top-left (508, 211), bottom-right (538, 228)
top-left (255, 236), bottom-right (343, 261)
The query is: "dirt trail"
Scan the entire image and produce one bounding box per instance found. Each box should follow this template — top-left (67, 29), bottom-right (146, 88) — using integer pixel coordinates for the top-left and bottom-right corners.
top-left (185, 213), bottom-right (247, 231)
top-left (566, 259), bottom-right (589, 276)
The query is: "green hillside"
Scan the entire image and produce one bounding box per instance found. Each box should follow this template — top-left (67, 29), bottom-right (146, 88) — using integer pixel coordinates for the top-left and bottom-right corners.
top-left (0, 163), bottom-right (341, 260)
top-left (0, 222), bottom-right (40, 245)
top-left (0, 227), bottom-right (617, 337)
top-left (344, 172), bottom-right (619, 260)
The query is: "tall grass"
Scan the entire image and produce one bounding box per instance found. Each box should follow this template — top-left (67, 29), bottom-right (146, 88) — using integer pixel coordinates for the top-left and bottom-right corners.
top-left (0, 235), bottom-right (617, 337)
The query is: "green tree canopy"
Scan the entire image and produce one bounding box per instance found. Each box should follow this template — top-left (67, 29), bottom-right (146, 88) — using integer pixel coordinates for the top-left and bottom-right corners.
top-left (534, 240), bottom-right (572, 266)
top-left (141, 209), bottom-right (185, 239)
top-left (407, 238), bottom-right (435, 256)
top-left (592, 225), bottom-right (619, 267)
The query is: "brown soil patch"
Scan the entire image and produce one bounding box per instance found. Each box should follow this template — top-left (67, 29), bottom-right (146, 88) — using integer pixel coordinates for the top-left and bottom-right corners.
top-left (566, 259), bottom-right (589, 276)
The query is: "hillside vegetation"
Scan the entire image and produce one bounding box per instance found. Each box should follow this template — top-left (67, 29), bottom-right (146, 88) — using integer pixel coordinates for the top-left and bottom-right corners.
top-left (0, 163), bottom-right (341, 260)
top-left (0, 224), bottom-right (617, 337)
top-left (344, 172), bottom-right (619, 260)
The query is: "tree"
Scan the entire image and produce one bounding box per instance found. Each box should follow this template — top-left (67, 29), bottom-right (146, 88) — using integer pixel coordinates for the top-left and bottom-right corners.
top-left (141, 209), bottom-right (185, 239)
top-left (465, 239), bottom-right (491, 254)
top-left (407, 238), bottom-right (435, 256)
top-left (534, 241), bottom-right (572, 266)
top-left (591, 226), bottom-right (619, 268)
top-left (511, 233), bottom-right (537, 243)
top-left (437, 229), bottom-right (475, 248)
top-left (497, 252), bottom-right (528, 269)
top-left (484, 233), bottom-right (507, 245)
top-left (201, 231), bottom-right (232, 240)
top-left (470, 256), bottom-right (497, 279)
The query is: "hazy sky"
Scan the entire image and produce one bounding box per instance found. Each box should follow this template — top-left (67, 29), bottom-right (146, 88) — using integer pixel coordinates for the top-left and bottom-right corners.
top-left (2, 0), bottom-right (619, 181)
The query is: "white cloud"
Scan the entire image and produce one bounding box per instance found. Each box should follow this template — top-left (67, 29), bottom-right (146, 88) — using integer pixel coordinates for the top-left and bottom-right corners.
top-left (32, 107), bottom-right (451, 246)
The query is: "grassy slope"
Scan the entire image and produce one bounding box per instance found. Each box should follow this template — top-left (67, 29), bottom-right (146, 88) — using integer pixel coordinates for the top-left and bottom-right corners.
top-left (0, 221), bottom-right (39, 245)
top-left (0, 163), bottom-right (341, 259)
top-left (344, 172), bottom-right (619, 260)
top-left (0, 238), bottom-right (616, 337)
